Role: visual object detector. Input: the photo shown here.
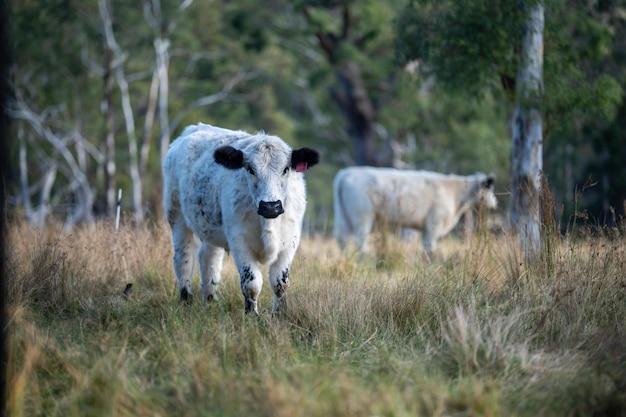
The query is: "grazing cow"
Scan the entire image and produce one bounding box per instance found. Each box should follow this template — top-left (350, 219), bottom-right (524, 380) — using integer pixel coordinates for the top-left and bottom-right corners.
top-left (333, 167), bottom-right (497, 255)
top-left (163, 123), bottom-right (319, 314)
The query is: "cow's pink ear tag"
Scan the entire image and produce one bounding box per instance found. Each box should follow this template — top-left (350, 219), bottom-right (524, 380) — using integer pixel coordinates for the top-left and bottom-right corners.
top-left (295, 162), bottom-right (308, 172)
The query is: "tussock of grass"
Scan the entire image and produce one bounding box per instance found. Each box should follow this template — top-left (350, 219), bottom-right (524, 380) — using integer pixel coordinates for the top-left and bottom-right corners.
top-left (5, 221), bottom-right (626, 416)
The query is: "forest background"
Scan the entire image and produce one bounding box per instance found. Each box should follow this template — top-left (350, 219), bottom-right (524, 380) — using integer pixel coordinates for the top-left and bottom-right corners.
top-left (7, 0), bottom-right (626, 231)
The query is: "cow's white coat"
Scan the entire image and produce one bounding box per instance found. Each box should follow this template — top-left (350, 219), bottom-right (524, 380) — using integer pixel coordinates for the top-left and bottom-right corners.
top-left (333, 167), bottom-right (497, 255)
top-left (163, 123), bottom-right (310, 313)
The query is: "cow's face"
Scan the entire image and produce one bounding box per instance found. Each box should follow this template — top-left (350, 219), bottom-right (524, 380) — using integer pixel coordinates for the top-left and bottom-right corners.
top-left (214, 141), bottom-right (319, 219)
top-left (478, 175), bottom-right (498, 209)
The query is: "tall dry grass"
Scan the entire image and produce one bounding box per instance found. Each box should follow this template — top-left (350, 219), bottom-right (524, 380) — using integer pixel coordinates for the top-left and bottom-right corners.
top-left (4, 219), bottom-right (626, 417)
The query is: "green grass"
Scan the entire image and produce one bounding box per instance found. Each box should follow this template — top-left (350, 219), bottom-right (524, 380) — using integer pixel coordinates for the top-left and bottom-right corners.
top-left (5, 222), bottom-right (626, 416)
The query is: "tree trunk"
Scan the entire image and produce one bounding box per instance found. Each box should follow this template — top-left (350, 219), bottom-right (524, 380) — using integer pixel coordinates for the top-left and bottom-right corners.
top-left (333, 62), bottom-right (379, 166)
top-left (303, 4), bottom-right (389, 167)
top-left (117, 70), bottom-right (144, 224)
top-left (35, 161), bottom-right (57, 228)
top-left (510, 2), bottom-right (544, 259)
top-left (19, 132), bottom-right (57, 228)
top-left (72, 131), bottom-right (95, 226)
top-left (140, 67), bottom-right (159, 175)
top-left (103, 46), bottom-right (116, 217)
top-left (99, 0), bottom-right (144, 223)
top-left (18, 129), bottom-right (34, 219)
top-left (10, 99), bottom-right (95, 228)
top-left (155, 37), bottom-right (171, 165)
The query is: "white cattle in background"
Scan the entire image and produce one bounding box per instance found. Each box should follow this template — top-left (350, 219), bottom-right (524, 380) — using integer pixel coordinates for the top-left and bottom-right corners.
top-left (163, 123), bottom-right (319, 314)
top-left (333, 167), bottom-right (497, 255)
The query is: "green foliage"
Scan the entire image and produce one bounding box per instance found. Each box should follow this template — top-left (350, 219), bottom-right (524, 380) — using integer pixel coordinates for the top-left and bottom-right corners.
top-left (396, 0), bottom-right (623, 124)
top-left (396, 0), bottom-right (525, 96)
top-left (380, 74), bottom-right (511, 181)
top-left (397, 0), bottom-right (626, 221)
top-left (542, 1), bottom-right (624, 134)
top-left (8, 0), bottom-right (626, 224)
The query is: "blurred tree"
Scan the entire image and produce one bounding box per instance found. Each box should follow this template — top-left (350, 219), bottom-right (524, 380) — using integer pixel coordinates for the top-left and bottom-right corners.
top-left (8, 0), bottom-right (265, 224)
top-left (297, 0), bottom-right (405, 166)
top-left (7, 0), bottom-right (625, 233)
top-left (543, 0), bottom-right (626, 226)
top-left (396, 0), bottom-right (624, 246)
top-left (510, 2), bottom-right (544, 257)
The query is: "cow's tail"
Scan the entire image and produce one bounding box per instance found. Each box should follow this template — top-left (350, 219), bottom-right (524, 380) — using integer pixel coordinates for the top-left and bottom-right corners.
top-left (333, 170), bottom-right (353, 248)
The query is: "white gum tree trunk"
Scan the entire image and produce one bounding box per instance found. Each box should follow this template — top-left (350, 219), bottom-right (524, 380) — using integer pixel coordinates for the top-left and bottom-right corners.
top-left (155, 37), bottom-right (171, 165)
top-left (116, 67), bottom-right (144, 224)
top-left (140, 67), bottom-right (159, 175)
top-left (510, 2), bottom-right (544, 259)
top-left (103, 47), bottom-right (117, 218)
top-left (99, 0), bottom-right (144, 223)
top-left (10, 100), bottom-right (95, 229)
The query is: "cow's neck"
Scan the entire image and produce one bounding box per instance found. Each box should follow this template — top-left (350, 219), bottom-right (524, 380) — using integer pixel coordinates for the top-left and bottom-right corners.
top-left (259, 217), bottom-right (281, 262)
top-left (452, 178), bottom-right (479, 219)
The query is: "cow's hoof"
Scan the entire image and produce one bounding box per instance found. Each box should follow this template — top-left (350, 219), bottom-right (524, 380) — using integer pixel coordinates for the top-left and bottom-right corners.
top-left (122, 283), bottom-right (133, 299)
top-left (206, 293), bottom-right (215, 303)
top-left (180, 288), bottom-right (192, 303)
top-left (271, 297), bottom-right (286, 316)
top-left (244, 298), bottom-right (258, 316)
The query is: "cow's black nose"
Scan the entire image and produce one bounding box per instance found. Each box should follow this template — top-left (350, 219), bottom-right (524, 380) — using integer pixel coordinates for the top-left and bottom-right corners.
top-left (258, 200), bottom-right (284, 219)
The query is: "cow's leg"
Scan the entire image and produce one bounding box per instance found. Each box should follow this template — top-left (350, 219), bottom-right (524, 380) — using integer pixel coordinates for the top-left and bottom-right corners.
top-left (170, 219), bottom-right (197, 301)
top-left (423, 208), bottom-right (454, 259)
top-left (239, 263), bottom-right (263, 315)
top-left (421, 231), bottom-right (437, 259)
top-left (230, 247), bottom-right (263, 314)
top-left (349, 197), bottom-right (375, 253)
top-left (355, 215), bottom-right (375, 253)
top-left (333, 207), bottom-right (352, 249)
top-left (422, 213), bottom-right (444, 259)
top-left (198, 242), bottom-right (225, 303)
top-left (335, 227), bottom-right (350, 249)
top-left (269, 248), bottom-right (296, 313)
top-left (400, 228), bottom-right (418, 242)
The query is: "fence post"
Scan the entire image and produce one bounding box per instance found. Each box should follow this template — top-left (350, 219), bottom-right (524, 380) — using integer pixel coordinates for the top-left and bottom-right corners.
top-left (115, 188), bottom-right (122, 231)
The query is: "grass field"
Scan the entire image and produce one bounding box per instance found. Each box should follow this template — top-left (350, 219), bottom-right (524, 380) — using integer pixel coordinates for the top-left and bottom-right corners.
top-left (5, 221), bottom-right (626, 417)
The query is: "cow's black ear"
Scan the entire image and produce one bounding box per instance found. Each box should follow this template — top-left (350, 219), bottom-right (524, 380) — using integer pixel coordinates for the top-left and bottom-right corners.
top-left (482, 176), bottom-right (495, 188)
top-left (291, 147), bottom-right (319, 172)
top-left (214, 146), bottom-right (244, 169)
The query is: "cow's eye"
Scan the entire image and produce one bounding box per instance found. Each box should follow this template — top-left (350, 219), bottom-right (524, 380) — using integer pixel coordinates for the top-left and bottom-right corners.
top-left (282, 166), bottom-right (289, 175)
top-left (245, 165), bottom-right (255, 176)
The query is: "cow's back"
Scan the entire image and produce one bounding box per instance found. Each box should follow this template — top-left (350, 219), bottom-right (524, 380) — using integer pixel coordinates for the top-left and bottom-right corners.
top-left (164, 124), bottom-right (309, 256)
top-left (164, 124), bottom-right (243, 225)
top-left (166, 124), bottom-right (245, 174)
top-left (336, 167), bottom-right (461, 229)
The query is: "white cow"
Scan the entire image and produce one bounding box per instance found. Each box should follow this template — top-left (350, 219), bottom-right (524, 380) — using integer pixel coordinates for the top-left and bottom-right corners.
top-left (333, 167), bottom-right (497, 255)
top-left (163, 123), bottom-right (319, 314)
